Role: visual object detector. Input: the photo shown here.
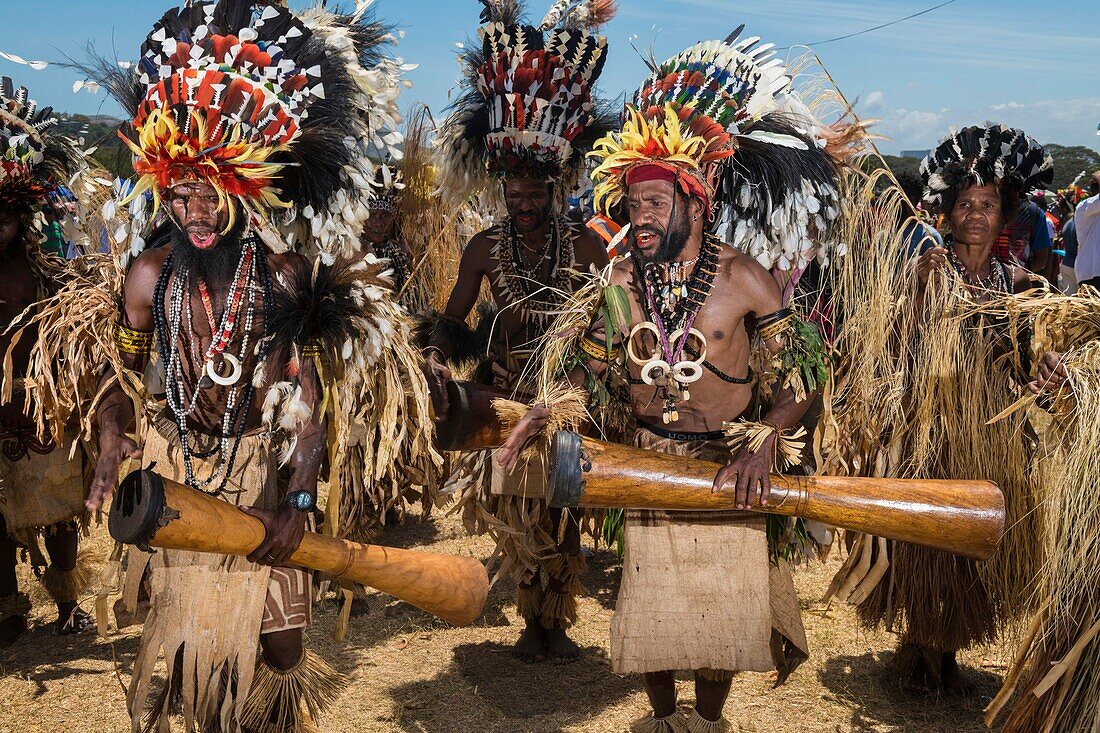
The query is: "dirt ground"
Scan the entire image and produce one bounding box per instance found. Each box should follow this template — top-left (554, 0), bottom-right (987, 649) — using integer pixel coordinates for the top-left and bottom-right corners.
top-left (0, 508), bottom-right (1010, 733)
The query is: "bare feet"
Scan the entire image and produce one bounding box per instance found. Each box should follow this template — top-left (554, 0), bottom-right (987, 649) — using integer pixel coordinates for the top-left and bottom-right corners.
top-left (940, 652), bottom-right (973, 694)
top-left (896, 642), bottom-right (941, 694)
top-left (56, 603), bottom-right (95, 635)
top-left (512, 619), bottom-right (547, 662)
top-left (545, 625), bottom-right (581, 662)
top-left (0, 615), bottom-right (26, 646)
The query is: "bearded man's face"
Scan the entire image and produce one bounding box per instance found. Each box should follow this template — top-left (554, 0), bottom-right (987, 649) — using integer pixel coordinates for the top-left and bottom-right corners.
top-left (167, 182), bottom-right (246, 288)
top-left (626, 179), bottom-right (693, 262)
top-left (167, 181), bottom-right (232, 251)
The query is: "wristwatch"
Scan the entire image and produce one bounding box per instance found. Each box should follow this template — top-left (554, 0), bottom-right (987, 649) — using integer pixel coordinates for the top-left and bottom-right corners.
top-left (284, 490), bottom-right (316, 513)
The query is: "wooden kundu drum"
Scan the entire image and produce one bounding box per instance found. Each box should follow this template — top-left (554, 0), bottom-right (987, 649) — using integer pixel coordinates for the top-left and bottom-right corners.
top-left (433, 380), bottom-right (512, 451)
top-left (548, 431), bottom-right (1005, 561)
top-left (109, 469), bottom-right (490, 626)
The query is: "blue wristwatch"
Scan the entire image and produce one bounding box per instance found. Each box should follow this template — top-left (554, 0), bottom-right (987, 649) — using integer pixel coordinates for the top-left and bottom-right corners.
top-left (284, 490), bottom-right (316, 512)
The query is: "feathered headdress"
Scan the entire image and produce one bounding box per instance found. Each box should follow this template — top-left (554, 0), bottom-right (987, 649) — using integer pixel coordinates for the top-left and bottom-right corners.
top-left (589, 28), bottom-right (849, 271)
top-left (435, 0), bottom-right (617, 203)
top-left (920, 124), bottom-right (1054, 212)
top-left (0, 77), bottom-right (83, 210)
top-left (368, 167), bottom-right (402, 215)
top-left (104, 0), bottom-right (409, 261)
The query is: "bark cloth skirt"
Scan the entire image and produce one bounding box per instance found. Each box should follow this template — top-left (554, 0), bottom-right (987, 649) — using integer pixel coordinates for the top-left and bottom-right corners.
top-left (611, 429), bottom-right (808, 681)
top-left (124, 416), bottom-right (311, 732)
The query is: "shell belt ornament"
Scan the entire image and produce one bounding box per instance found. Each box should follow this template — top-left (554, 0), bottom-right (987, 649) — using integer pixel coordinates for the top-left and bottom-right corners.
top-left (490, 214), bottom-right (578, 332)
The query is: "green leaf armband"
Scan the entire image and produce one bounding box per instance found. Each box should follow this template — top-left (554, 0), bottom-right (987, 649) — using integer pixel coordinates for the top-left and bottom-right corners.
top-left (760, 311), bottom-right (829, 402)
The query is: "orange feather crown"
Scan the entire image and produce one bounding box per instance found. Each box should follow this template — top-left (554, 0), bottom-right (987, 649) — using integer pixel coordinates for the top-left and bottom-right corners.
top-left (122, 3), bottom-right (324, 230)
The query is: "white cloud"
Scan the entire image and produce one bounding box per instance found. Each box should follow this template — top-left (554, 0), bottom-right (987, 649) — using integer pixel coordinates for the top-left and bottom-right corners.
top-left (872, 98), bottom-right (1100, 155)
top-left (877, 107), bottom-right (950, 150)
top-left (862, 90), bottom-right (885, 112)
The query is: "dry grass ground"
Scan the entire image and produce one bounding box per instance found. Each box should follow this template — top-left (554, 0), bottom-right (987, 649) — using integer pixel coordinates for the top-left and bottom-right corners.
top-left (0, 509), bottom-right (1010, 733)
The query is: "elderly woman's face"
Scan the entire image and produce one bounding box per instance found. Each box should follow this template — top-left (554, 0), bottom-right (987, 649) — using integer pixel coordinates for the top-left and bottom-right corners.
top-left (950, 183), bottom-right (1005, 247)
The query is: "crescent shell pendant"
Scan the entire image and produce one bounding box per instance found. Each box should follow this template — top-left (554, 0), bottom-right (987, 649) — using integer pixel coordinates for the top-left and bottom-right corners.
top-left (205, 353), bottom-right (243, 387)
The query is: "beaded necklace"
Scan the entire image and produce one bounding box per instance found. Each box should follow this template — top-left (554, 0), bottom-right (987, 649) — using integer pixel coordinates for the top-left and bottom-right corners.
top-left (645, 255), bottom-right (698, 312)
top-left (154, 235), bottom-right (274, 495)
top-left (627, 233), bottom-right (722, 423)
top-left (946, 245), bottom-right (1010, 293)
top-left (490, 214), bottom-right (576, 331)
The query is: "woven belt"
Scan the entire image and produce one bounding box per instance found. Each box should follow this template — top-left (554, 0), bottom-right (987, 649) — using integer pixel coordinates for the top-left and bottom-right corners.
top-left (638, 420), bottom-right (725, 442)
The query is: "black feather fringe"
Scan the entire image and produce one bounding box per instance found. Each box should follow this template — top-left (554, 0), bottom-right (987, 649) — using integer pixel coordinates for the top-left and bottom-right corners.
top-left (412, 310), bottom-right (489, 366)
top-left (715, 112), bottom-right (840, 238)
top-left (920, 124), bottom-right (1054, 214)
top-left (269, 260), bottom-right (370, 360)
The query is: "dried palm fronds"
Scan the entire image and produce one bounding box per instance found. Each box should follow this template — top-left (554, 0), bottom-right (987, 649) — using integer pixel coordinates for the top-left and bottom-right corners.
top-left (816, 152), bottom-right (1047, 664)
top-left (492, 382), bottom-right (589, 461)
top-left (397, 105), bottom-right (467, 314)
top-left (318, 257), bottom-right (443, 541)
top-left (1, 253), bottom-right (145, 447)
top-left (512, 259), bottom-right (634, 439)
top-left (979, 288), bottom-right (1100, 731)
top-left (240, 650), bottom-right (346, 733)
top-left (723, 420), bottom-right (807, 469)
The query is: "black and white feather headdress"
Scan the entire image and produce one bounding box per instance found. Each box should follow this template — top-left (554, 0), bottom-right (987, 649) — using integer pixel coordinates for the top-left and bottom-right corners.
top-left (920, 123), bottom-right (1054, 212)
top-left (589, 26), bottom-right (852, 271)
top-left (435, 0), bottom-right (618, 204)
top-left (0, 77), bottom-right (83, 211)
top-left (96, 0), bottom-right (409, 263)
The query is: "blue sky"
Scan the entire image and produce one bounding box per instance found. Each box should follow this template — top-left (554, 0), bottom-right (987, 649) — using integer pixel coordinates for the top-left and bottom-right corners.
top-left (1, 0), bottom-right (1097, 154)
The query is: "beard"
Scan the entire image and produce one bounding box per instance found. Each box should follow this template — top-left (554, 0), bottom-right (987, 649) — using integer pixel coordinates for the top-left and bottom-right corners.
top-left (170, 219), bottom-right (247, 289)
top-left (631, 208), bottom-right (693, 263)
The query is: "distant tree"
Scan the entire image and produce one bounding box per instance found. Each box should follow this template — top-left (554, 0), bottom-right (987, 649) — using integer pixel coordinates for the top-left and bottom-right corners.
top-left (881, 155), bottom-right (921, 180)
top-left (1044, 144), bottom-right (1100, 190)
top-left (56, 115), bottom-right (133, 180)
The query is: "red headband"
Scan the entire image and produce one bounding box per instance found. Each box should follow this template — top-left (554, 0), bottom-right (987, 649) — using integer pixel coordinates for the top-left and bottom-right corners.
top-left (625, 162), bottom-right (710, 211)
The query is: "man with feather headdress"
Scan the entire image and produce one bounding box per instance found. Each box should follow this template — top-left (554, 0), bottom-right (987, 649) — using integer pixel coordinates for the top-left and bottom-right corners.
top-left (0, 78), bottom-right (95, 644)
top-left (426, 0), bottom-right (615, 662)
top-left (501, 27), bottom-right (855, 732)
top-left (63, 2), bottom-right (428, 730)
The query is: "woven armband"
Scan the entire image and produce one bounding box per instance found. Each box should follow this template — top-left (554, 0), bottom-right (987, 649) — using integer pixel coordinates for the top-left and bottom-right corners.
top-left (114, 322), bottom-right (154, 356)
top-left (756, 308), bottom-right (795, 343)
top-left (579, 335), bottom-right (620, 362)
